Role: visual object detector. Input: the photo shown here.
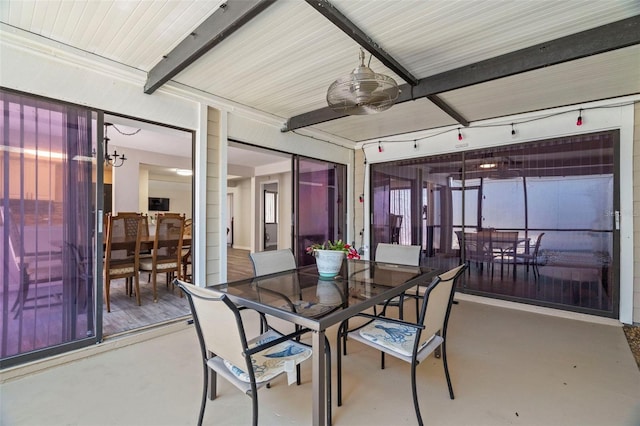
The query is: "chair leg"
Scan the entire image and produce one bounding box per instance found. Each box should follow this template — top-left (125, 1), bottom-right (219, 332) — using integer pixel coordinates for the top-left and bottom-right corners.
top-left (251, 383), bottom-right (259, 426)
top-left (152, 270), bottom-right (158, 302)
top-left (105, 279), bottom-right (111, 313)
top-left (441, 341), bottom-right (455, 400)
top-left (295, 325), bottom-right (302, 385)
top-left (198, 363), bottom-right (209, 426)
top-left (381, 352), bottom-right (385, 370)
top-left (410, 360), bottom-right (424, 426)
top-left (341, 320), bottom-right (349, 356)
top-left (325, 336), bottom-right (332, 426)
top-left (134, 273), bottom-right (141, 306)
top-left (336, 322), bottom-right (344, 407)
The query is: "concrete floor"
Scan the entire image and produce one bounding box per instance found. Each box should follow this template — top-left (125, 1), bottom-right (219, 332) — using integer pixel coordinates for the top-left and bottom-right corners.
top-left (2, 299), bottom-right (639, 426)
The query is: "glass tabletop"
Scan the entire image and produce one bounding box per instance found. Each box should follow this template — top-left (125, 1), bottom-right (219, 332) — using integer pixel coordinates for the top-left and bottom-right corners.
top-left (209, 259), bottom-right (438, 330)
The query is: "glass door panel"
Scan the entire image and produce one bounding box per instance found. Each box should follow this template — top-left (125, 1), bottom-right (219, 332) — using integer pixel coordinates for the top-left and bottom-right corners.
top-left (1, 90), bottom-right (97, 367)
top-left (369, 131), bottom-right (618, 318)
top-left (294, 158), bottom-right (346, 266)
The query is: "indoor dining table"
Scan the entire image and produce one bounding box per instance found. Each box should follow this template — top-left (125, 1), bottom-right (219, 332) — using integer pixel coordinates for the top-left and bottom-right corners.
top-left (209, 258), bottom-right (439, 426)
top-left (104, 234), bottom-right (192, 252)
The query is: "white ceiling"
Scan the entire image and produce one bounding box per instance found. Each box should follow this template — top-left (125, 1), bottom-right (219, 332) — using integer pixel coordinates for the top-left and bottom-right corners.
top-left (2, 0), bottom-right (639, 146)
top-left (103, 115), bottom-right (287, 175)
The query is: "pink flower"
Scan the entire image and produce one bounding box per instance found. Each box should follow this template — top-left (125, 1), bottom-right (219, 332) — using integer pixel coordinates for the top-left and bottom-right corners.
top-left (346, 247), bottom-right (360, 260)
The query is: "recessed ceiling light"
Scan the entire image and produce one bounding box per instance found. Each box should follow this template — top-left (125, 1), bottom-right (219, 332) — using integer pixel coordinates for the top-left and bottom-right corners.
top-left (479, 163), bottom-right (497, 169)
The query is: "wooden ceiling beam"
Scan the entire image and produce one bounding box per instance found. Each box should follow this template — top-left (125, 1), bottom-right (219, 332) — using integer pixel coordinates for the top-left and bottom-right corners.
top-left (145, 0), bottom-right (277, 94)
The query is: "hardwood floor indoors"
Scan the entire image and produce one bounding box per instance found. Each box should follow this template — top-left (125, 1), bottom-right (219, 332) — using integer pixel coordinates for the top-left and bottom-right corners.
top-left (104, 247), bottom-right (254, 337)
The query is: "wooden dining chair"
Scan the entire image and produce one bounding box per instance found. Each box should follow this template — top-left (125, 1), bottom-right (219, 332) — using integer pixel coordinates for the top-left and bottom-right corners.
top-left (181, 218), bottom-right (193, 282)
top-left (336, 264), bottom-right (467, 426)
top-left (139, 213), bottom-right (184, 302)
top-left (104, 213), bottom-right (143, 312)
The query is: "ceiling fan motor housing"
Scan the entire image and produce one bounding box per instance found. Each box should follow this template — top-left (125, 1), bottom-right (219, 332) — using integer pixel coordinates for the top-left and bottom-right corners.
top-left (327, 50), bottom-right (399, 115)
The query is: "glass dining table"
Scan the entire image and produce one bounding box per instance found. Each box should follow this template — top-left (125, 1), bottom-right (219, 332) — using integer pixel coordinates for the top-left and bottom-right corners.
top-left (209, 259), bottom-right (439, 426)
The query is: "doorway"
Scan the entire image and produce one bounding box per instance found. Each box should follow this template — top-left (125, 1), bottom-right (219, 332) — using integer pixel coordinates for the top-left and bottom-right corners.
top-left (263, 183), bottom-right (278, 251)
top-left (226, 142), bottom-right (347, 276)
top-left (100, 114), bottom-right (193, 337)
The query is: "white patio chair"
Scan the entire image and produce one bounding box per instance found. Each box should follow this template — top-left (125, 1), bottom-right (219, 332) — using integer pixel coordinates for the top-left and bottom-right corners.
top-left (375, 243), bottom-right (422, 320)
top-left (249, 249), bottom-right (297, 276)
top-left (336, 264), bottom-right (467, 426)
top-left (249, 247), bottom-right (333, 405)
top-left (175, 279), bottom-right (323, 426)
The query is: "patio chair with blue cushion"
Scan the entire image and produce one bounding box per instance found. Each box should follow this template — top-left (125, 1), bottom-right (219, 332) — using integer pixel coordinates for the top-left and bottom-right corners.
top-left (336, 264), bottom-right (467, 426)
top-left (175, 279), bottom-right (331, 426)
top-left (250, 247), bottom-right (334, 409)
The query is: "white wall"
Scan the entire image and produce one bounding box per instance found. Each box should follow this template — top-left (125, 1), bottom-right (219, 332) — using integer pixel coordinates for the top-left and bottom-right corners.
top-left (254, 172), bottom-right (293, 252)
top-left (228, 178), bottom-right (253, 251)
top-left (111, 146), bottom-right (191, 214)
top-left (228, 114), bottom-right (351, 165)
top-left (148, 180), bottom-right (192, 219)
top-left (138, 168), bottom-right (149, 213)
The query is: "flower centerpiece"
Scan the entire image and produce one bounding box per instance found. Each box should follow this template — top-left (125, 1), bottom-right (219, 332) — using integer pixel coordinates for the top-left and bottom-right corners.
top-left (306, 240), bottom-right (360, 278)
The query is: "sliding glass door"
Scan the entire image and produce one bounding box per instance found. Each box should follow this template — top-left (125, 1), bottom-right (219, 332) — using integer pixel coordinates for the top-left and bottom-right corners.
top-left (370, 131), bottom-right (618, 318)
top-left (294, 157), bottom-right (346, 266)
top-left (1, 90), bottom-right (98, 367)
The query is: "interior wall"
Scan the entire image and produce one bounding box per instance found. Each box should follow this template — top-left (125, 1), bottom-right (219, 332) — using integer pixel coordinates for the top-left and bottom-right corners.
top-left (253, 172), bottom-right (292, 252)
top-left (227, 178), bottom-right (252, 251)
top-left (111, 146), bottom-right (191, 213)
top-left (138, 168), bottom-right (149, 213)
top-left (148, 179), bottom-right (192, 219)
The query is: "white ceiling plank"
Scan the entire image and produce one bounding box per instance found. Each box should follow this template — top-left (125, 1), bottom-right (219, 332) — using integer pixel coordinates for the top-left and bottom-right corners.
top-left (2, 0), bottom-right (639, 143)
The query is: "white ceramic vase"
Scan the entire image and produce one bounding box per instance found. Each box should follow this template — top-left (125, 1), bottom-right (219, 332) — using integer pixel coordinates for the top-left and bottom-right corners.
top-left (314, 249), bottom-right (345, 278)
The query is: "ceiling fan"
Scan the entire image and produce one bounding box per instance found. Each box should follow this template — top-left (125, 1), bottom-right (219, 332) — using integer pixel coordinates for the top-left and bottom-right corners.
top-left (326, 48), bottom-right (400, 115)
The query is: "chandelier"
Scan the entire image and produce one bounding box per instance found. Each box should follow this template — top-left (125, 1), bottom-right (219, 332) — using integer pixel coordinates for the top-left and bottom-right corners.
top-left (103, 123), bottom-right (127, 168)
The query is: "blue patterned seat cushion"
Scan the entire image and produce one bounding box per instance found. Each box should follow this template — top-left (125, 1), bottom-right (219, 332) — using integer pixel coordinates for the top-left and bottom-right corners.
top-left (358, 319), bottom-right (428, 357)
top-left (223, 329), bottom-right (312, 383)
